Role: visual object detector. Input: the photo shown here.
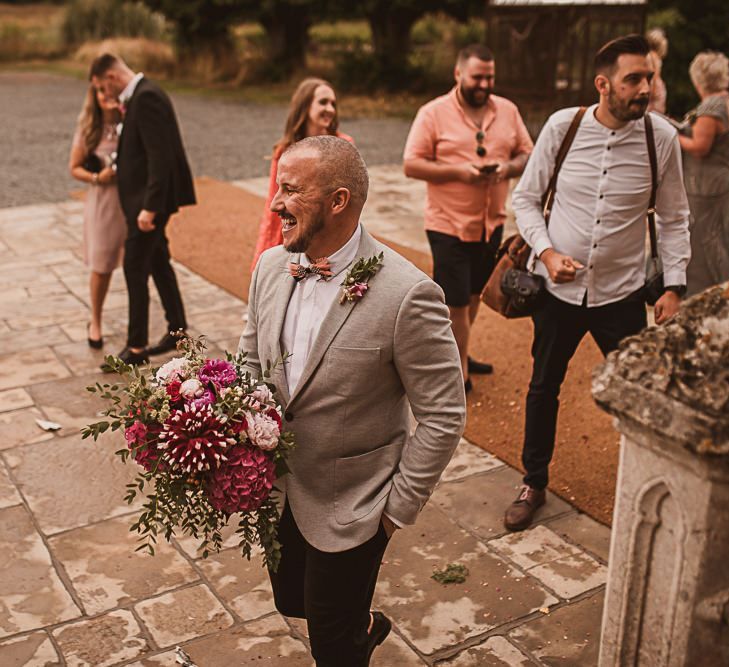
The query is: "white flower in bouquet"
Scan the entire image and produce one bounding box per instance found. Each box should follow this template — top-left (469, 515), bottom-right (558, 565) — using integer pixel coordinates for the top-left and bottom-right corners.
top-left (179, 378), bottom-right (204, 399)
top-left (251, 384), bottom-right (275, 406)
top-left (247, 411), bottom-right (280, 451)
top-left (155, 357), bottom-right (188, 384)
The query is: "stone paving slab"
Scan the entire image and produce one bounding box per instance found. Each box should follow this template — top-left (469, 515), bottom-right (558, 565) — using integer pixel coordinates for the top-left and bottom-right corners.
top-left (0, 199), bottom-right (610, 666)
top-left (48, 515), bottom-right (200, 616)
top-left (0, 505), bottom-right (80, 639)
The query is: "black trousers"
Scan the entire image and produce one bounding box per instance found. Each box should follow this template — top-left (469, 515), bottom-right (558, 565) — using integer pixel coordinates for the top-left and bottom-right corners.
top-left (269, 504), bottom-right (390, 667)
top-left (522, 292), bottom-right (647, 490)
top-left (123, 219), bottom-right (186, 348)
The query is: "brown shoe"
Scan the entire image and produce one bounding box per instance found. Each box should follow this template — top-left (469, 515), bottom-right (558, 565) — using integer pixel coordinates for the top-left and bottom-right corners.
top-left (504, 485), bottom-right (546, 532)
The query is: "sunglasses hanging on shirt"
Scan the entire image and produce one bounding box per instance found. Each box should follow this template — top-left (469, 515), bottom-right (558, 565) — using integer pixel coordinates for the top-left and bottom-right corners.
top-left (476, 130), bottom-right (487, 158)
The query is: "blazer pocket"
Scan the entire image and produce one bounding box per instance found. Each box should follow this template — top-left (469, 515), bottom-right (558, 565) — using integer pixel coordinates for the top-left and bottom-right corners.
top-left (334, 443), bottom-right (400, 525)
top-left (326, 346), bottom-right (381, 397)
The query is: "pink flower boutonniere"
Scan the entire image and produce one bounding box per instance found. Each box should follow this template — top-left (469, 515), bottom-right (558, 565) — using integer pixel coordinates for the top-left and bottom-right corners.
top-left (340, 252), bottom-right (384, 304)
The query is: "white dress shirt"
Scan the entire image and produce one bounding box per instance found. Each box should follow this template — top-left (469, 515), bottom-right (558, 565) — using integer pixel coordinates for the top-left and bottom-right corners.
top-left (281, 224), bottom-right (362, 396)
top-left (512, 105), bottom-right (691, 307)
top-left (119, 72), bottom-right (144, 106)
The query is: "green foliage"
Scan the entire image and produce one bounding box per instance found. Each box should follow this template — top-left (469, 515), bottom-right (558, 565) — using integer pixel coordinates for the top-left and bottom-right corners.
top-left (431, 563), bottom-right (469, 585)
top-left (648, 0), bottom-right (729, 117)
top-left (61, 0), bottom-right (167, 46)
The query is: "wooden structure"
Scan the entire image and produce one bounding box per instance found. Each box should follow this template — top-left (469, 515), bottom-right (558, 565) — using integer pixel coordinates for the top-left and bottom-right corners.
top-left (485, 0), bottom-right (647, 132)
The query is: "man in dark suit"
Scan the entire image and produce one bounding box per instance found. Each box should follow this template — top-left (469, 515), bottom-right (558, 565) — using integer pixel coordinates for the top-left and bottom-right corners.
top-left (90, 54), bottom-right (195, 365)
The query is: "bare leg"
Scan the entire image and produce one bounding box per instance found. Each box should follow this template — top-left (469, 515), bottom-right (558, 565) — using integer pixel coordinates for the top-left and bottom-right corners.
top-left (89, 271), bottom-right (112, 341)
top-left (468, 294), bottom-right (480, 325)
top-left (449, 304), bottom-right (470, 381)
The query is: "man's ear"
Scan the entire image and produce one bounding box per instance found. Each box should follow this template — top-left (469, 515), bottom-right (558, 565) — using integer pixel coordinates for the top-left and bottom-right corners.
top-left (331, 187), bottom-right (351, 214)
top-left (594, 73), bottom-right (611, 97)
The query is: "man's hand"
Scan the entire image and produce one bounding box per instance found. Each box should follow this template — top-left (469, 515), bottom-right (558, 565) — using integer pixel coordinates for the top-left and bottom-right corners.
top-left (98, 167), bottom-right (116, 185)
top-left (539, 248), bottom-right (585, 283)
top-left (454, 163), bottom-right (489, 185)
top-left (654, 290), bottom-right (681, 324)
top-left (137, 209), bottom-right (156, 233)
top-left (381, 515), bottom-right (399, 539)
top-left (483, 161), bottom-right (509, 185)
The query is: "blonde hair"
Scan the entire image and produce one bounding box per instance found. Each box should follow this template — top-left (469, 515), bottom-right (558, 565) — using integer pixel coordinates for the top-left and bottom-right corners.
top-left (76, 84), bottom-right (121, 154)
top-left (690, 51), bottom-right (729, 94)
top-left (273, 78), bottom-right (339, 156)
top-left (646, 28), bottom-right (668, 60)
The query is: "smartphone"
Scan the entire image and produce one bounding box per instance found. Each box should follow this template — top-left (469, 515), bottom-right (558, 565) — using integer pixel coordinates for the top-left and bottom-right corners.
top-left (479, 164), bottom-right (499, 174)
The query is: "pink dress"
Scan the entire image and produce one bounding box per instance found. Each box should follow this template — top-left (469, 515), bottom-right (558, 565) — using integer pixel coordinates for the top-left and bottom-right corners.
top-left (250, 132), bottom-right (354, 272)
top-left (74, 128), bottom-right (126, 274)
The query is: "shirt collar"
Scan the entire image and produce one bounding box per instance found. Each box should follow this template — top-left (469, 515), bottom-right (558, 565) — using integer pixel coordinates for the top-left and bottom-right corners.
top-left (120, 72), bottom-right (144, 105)
top-left (449, 86), bottom-right (496, 131)
top-left (584, 103), bottom-right (637, 137)
top-left (297, 223), bottom-right (362, 279)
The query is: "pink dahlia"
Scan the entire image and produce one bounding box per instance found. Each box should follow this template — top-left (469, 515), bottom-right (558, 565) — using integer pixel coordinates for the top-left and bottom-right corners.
top-left (157, 404), bottom-right (235, 473)
top-left (199, 359), bottom-right (237, 389)
top-left (205, 444), bottom-right (275, 513)
top-left (125, 421), bottom-right (163, 472)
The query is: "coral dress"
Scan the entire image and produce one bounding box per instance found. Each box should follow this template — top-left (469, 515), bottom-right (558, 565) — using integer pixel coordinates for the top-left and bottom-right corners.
top-left (74, 127), bottom-right (127, 274)
top-left (250, 132), bottom-right (354, 272)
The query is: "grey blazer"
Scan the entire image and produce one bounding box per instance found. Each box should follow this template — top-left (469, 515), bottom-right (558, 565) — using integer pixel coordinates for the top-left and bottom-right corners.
top-left (238, 226), bottom-right (466, 552)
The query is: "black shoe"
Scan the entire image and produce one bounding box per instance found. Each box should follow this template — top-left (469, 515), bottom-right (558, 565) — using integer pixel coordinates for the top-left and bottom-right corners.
top-left (366, 611), bottom-right (392, 664)
top-left (146, 332), bottom-right (182, 356)
top-left (468, 356), bottom-right (493, 375)
top-left (464, 378), bottom-right (473, 394)
top-left (87, 324), bottom-right (103, 350)
top-left (101, 347), bottom-right (148, 372)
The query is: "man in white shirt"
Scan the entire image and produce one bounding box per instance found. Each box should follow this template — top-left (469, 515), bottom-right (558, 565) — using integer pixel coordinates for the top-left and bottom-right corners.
top-left (504, 34), bottom-right (690, 531)
top-left (239, 136), bottom-right (465, 665)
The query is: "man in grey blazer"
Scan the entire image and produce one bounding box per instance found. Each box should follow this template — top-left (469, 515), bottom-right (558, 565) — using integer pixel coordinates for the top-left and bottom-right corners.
top-left (238, 135), bottom-right (466, 666)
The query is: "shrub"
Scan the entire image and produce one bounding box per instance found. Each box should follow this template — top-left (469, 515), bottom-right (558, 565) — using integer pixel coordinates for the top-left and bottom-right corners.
top-left (74, 36), bottom-right (175, 75)
top-left (61, 0), bottom-right (167, 46)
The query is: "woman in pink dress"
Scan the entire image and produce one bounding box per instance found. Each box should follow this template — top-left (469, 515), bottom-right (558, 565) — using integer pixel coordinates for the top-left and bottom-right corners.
top-left (251, 78), bottom-right (353, 271)
top-left (69, 84), bottom-right (126, 348)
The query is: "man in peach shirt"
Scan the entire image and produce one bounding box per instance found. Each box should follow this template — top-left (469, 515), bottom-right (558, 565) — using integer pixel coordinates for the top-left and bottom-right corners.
top-left (404, 44), bottom-right (533, 392)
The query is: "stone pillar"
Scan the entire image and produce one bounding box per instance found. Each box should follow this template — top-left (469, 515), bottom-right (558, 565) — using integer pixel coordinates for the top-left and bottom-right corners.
top-left (592, 284), bottom-right (729, 667)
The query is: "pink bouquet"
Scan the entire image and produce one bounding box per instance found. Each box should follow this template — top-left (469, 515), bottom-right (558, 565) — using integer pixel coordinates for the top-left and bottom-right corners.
top-left (83, 334), bottom-right (293, 570)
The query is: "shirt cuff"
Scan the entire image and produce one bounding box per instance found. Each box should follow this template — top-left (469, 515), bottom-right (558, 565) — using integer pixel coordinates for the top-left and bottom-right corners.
top-left (533, 237), bottom-right (553, 260)
top-left (384, 512), bottom-right (404, 529)
top-left (663, 269), bottom-right (687, 288)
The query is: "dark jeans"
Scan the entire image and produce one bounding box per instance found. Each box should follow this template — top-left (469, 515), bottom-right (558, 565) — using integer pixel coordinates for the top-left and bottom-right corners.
top-left (522, 292), bottom-right (647, 490)
top-left (269, 504), bottom-right (390, 667)
top-left (123, 218), bottom-right (186, 348)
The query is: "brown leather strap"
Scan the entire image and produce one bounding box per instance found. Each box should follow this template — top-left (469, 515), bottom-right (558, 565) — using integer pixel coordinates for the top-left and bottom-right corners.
top-left (644, 112), bottom-right (659, 260)
top-left (542, 106), bottom-right (587, 225)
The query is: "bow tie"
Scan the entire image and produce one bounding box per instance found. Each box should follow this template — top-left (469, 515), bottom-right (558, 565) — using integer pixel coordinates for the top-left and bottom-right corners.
top-left (288, 257), bottom-right (333, 282)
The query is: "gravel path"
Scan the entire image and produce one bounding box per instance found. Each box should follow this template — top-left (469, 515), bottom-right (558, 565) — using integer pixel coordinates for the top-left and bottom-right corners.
top-left (0, 71), bottom-right (414, 208)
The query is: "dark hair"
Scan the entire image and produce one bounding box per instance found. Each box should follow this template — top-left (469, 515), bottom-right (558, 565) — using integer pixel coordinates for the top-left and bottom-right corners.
top-left (457, 44), bottom-right (494, 65)
top-left (88, 53), bottom-right (121, 80)
top-left (594, 34), bottom-right (650, 75)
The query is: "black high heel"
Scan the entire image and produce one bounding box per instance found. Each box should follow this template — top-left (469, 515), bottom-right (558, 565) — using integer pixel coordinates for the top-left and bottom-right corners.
top-left (87, 323), bottom-right (104, 349)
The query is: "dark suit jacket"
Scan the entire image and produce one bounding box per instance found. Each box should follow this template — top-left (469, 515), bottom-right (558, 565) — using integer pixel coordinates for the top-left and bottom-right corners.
top-left (116, 77), bottom-right (196, 224)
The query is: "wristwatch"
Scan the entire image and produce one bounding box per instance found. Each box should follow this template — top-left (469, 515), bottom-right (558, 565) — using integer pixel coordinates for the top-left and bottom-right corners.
top-left (665, 285), bottom-right (687, 297)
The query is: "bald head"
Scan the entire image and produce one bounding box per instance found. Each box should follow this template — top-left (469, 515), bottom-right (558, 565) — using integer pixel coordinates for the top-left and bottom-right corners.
top-left (283, 135), bottom-right (369, 211)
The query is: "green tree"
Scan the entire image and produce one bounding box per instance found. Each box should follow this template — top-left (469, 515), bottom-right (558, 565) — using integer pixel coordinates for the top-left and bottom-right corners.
top-left (142, 0), bottom-right (320, 79)
top-left (648, 0), bottom-right (729, 116)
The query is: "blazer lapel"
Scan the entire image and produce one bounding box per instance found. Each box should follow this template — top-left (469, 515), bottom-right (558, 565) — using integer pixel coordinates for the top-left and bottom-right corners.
top-left (269, 256), bottom-right (297, 405)
top-left (287, 228), bottom-right (378, 407)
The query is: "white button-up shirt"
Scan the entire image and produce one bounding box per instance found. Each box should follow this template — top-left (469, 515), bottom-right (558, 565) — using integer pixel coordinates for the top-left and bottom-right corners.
top-left (512, 105), bottom-right (691, 307)
top-left (119, 72), bottom-right (144, 106)
top-left (281, 224), bottom-right (362, 395)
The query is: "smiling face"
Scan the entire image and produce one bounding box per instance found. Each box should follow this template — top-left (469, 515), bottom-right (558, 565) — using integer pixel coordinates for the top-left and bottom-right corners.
top-left (306, 84), bottom-right (337, 136)
top-left (271, 148), bottom-right (329, 254)
top-left (597, 53), bottom-right (653, 122)
top-left (456, 56), bottom-right (495, 108)
top-left (95, 87), bottom-right (119, 113)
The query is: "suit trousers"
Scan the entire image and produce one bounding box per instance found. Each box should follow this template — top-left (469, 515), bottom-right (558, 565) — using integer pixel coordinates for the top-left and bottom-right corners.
top-left (269, 503), bottom-right (390, 667)
top-left (522, 291), bottom-right (647, 490)
top-left (123, 219), bottom-right (186, 348)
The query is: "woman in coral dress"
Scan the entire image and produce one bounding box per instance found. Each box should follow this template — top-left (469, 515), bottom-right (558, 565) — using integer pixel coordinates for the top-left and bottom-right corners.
top-left (69, 84), bottom-right (126, 347)
top-left (251, 78), bottom-right (353, 271)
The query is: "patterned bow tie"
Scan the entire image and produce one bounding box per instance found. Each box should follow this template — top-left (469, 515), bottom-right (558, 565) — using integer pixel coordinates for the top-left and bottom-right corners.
top-left (288, 257), bottom-right (333, 282)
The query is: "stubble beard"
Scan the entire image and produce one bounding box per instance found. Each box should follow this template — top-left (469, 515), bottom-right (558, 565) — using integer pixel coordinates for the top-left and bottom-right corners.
top-left (283, 209), bottom-right (327, 254)
top-left (607, 89), bottom-right (648, 122)
top-left (460, 83), bottom-right (490, 108)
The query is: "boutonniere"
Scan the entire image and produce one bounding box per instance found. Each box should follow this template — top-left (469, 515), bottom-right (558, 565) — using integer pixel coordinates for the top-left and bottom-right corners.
top-left (340, 252), bottom-right (384, 304)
